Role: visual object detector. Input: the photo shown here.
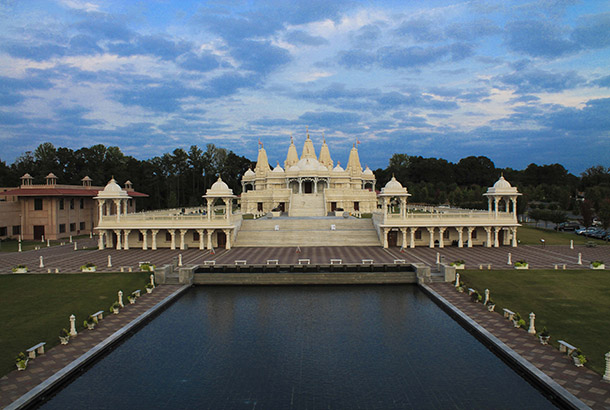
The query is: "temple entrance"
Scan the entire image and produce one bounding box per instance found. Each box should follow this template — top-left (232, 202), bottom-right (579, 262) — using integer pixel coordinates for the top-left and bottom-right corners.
top-left (498, 230), bottom-right (504, 246)
top-left (354, 202), bottom-right (360, 211)
top-left (303, 181), bottom-right (313, 194)
top-left (33, 225), bottom-right (45, 240)
top-left (388, 230), bottom-right (398, 247)
top-left (217, 231), bottom-right (226, 248)
top-left (331, 202), bottom-right (337, 212)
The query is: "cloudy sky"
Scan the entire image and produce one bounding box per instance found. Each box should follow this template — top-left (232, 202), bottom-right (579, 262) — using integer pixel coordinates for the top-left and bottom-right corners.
top-left (0, 0), bottom-right (608, 173)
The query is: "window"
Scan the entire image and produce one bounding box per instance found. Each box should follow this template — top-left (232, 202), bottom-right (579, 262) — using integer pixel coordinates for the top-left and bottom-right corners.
top-left (34, 198), bottom-right (43, 210)
top-left (79, 222), bottom-right (85, 230)
top-left (70, 199), bottom-right (74, 209)
top-left (59, 224), bottom-right (66, 233)
top-left (59, 199), bottom-right (64, 210)
top-left (12, 225), bottom-right (20, 235)
top-left (70, 223), bottom-right (76, 232)
top-left (80, 198), bottom-right (84, 209)
top-left (0, 227), bottom-right (6, 236)
top-left (193, 231), bottom-right (200, 241)
top-left (415, 230), bottom-right (422, 240)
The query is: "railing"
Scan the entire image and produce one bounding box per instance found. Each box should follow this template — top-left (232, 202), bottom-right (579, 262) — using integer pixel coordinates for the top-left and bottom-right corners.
top-left (374, 210), bottom-right (517, 223)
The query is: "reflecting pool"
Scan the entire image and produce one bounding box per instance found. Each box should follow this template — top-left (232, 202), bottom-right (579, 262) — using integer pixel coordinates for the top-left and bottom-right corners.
top-left (40, 285), bottom-right (556, 409)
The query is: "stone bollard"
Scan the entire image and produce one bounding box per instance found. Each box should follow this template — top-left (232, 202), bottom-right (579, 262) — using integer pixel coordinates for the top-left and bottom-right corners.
top-left (178, 254), bottom-right (183, 267)
top-left (47, 239), bottom-right (50, 247)
top-left (528, 312), bottom-right (536, 334)
top-left (39, 256), bottom-right (44, 268)
top-left (578, 253), bottom-right (582, 265)
top-left (507, 253), bottom-right (512, 265)
top-left (90, 232), bottom-right (93, 239)
top-left (18, 242), bottom-right (22, 252)
top-left (69, 314), bottom-right (77, 337)
top-left (455, 273), bottom-right (460, 287)
top-left (55, 268), bottom-right (59, 273)
top-left (42, 235), bottom-right (45, 243)
top-left (108, 255), bottom-right (112, 267)
top-left (602, 352), bottom-right (610, 383)
top-left (118, 290), bottom-right (124, 308)
top-left (47, 268), bottom-right (51, 273)
top-left (436, 252), bottom-right (440, 264)
top-left (484, 289), bottom-right (490, 305)
top-left (70, 235), bottom-right (73, 243)
top-left (74, 242), bottom-right (77, 251)
top-left (150, 274), bottom-right (155, 288)
top-left (570, 239), bottom-right (574, 250)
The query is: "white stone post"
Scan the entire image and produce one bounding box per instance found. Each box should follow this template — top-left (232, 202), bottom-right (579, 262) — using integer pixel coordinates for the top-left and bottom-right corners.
top-left (42, 235), bottom-right (45, 243)
top-left (484, 289), bottom-right (490, 305)
top-left (98, 233), bottom-right (104, 250)
top-left (108, 255), bottom-right (112, 267)
top-left (507, 253), bottom-right (512, 265)
top-left (604, 352), bottom-right (610, 382)
top-left (18, 242), bottom-right (22, 252)
top-left (436, 252), bottom-right (440, 264)
top-left (74, 242), bottom-right (77, 251)
top-left (528, 312), bottom-right (536, 334)
top-left (455, 273), bottom-right (460, 287)
top-left (570, 240), bottom-right (574, 250)
top-left (90, 232), bottom-right (93, 239)
top-left (47, 239), bottom-right (50, 247)
top-left (118, 290), bottom-right (124, 308)
top-left (578, 253), bottom-right (582, 265)
top-left (39, 256), bottom-right (44, 268)
top-left (69, 235), bottom-right (73, 243)
top-left (178, 254), bottom-right (183, 267)
top-left (69, 314), bottom-right (77, 337)
top-left (150, 274), bottom-right (155, 288)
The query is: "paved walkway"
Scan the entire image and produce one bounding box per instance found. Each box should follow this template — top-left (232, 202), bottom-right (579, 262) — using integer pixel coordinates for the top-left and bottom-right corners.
top-left (0, 284), bottom-right (184, 409)
top-left (430, 282), bottom-right (610, 410)
top-left (2, 241), bottom-right (607, 274)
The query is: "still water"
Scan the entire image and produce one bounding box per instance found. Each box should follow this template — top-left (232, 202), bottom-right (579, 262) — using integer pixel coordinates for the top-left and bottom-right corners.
top-left (41, 285), bottom-right (555, 409)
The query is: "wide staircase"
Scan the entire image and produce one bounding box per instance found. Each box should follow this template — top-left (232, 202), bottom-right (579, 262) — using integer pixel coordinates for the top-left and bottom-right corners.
top-left (289, 193), bottom-right (326, 217)
top-left (234, 217), bottom-right (381, 247)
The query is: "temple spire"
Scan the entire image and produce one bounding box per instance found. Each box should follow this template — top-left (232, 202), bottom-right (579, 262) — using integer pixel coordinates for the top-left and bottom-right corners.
top-left (301, 127), bottom-right (316, 160)
top-left (255, 140), bottom-right (271, 175)
top-left (346, 142), bottom-right (362, 175)
top-left (285, 134), bottom-right (299, 169)
top-left (318, 134), bottom-right (333, 170)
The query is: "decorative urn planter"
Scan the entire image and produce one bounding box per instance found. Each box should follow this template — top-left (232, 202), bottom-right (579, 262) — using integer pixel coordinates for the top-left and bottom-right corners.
top-left (146, 287), bottom-right (153, 294)
top-left (572, 355), bottom-right (585, 367)
top-left (514, 264), bottom-right (529, 270)
top-left (487, 303), bottom-right (496, 312)
top-left (13, 268), bottom-right (27, 273)
top-left (590, 263), bottom-right (605, 270)
top-left (538, 335), bottom-right (550, 345)
top-left (81, 266), bottom-right (96, 272)
top-left (112, 307), bottom-right (119, 314)
top-left (59, 335), bottom-right (70, 345)
top-left (86, 322), bottom-right (95, 330)
top-left (453, 263), bottom-right (465, 270)
top-left (16, 358), bottom-right (28, 371)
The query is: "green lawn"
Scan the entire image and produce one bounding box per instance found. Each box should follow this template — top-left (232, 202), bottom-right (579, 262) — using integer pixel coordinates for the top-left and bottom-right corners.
top-left (459, 269), bottom-right (610, 374)
top-left (517, 225), bottom-right (608, 246)
top-left (0, 273), bottom-right (149, 376)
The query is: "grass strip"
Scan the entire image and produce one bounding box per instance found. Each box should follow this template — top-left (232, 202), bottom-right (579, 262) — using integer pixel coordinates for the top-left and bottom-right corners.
top-left (459, 269), bottom-right (610, 374)
top-left (0, 273), bottom-right (149, 376)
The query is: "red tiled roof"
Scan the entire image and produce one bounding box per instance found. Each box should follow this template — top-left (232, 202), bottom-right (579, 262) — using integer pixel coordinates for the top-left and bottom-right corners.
top-left (0, 188), bottom-right (148, 197)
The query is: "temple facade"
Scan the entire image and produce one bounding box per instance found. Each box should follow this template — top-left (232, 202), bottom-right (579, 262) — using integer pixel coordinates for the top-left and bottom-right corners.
top-left (240, 132), bottom-right (377, 217)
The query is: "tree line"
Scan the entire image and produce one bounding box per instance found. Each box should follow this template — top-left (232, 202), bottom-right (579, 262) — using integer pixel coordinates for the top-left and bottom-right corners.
top-left (0, 142), bottom-right (253, 210)
top-left (0, 144), bottom-right (608, 227)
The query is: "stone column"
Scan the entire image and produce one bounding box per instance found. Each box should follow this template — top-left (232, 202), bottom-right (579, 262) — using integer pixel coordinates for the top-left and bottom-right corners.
top-left (140, 229), bottom-right (148, 250)
top-left (427, 227), bottom-right (435, 248)
top-left (151, 229), bottom-right (158, 250)
top-left (457, 227), bottom-right (464, 248)
top-left (123, 229), bottom-right (131, 250)
top-left (98, 232), bottom-right (105, 250)
top-left (382, 197), bottom-right (388, 223)
top-left (493, 226), bottom-right (500, 247)
top-left (207, 201), bottom-right (211, 221)
top-left (467, 227), bottom-right (474, 248)
top-left (97, 201), bottom-right (104, 225)
top-left (409, 227), bottom-right (416, 248)
top-left (438, 227), bottom-right (446, 248)
top-left (494, 197), bottom-right (499, 219)
top-left (179, 229), bottom-right (187, 250)
top-left (168, 229), bottom-right (176, 250)
top-left (113, 199), bottom-right (121, 222)
top-left (114, 229), bottom-right (122, 250)
top-left (401, 228), bottom-right (407, 248)
top-left (528, 312), bottom-right (536, 334)
top-left (69, 315), bottom-right (77, 337)
top-left (511, 227), bottom-right (518, 247)
top-left (223, 229), bottom-right (231, 250)
top-left (487, 196), bottom-right (492, 213)
top-left (484, 227), bottom-right (492, 248)
top-left (197, 229), bottom-right (205, 250)
top-left (298, 179), bottom-right (302, 194)
top-left (382, 228), bottom-right (389, 248)
top-left (511, 198), bottom-right (518, 219)
top-left (314, 178), bottom-right (318, 194)
top-left (207, 230), bottom-right (213, 250)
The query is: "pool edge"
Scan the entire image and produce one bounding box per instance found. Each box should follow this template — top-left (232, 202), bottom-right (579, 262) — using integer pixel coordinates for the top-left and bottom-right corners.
top-left (419, 283), bottom-right (588, 410)
top-left (6, 284), bottom-right (191, 410)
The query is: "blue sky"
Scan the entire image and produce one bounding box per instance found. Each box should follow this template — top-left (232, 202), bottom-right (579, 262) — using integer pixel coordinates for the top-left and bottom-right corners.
top-left (0, 0), bottom-right (608, 174)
